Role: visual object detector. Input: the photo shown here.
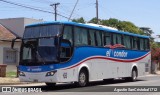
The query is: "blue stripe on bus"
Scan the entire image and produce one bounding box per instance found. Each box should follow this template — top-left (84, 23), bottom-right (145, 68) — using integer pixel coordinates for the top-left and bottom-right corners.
top-left (19, 46), bottom-right (150, 73)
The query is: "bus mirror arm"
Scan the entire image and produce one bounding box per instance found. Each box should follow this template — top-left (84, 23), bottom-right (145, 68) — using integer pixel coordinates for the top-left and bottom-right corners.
top-left (54, 37), bottom-right (59, 46)
top-left (11, 37), bottom-right (22, 49)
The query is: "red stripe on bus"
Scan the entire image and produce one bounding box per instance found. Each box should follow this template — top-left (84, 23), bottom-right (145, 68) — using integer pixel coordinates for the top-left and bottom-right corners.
top-left (63, 52), bottom-right (150, 70)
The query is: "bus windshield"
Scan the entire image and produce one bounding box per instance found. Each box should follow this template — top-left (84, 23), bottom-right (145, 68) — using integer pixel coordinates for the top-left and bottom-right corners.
top-left (21, 38), bottom-right (59, 66)
top-left (23, 25), bottom-right (62, 38)
top-left (20, 24), bottom-right (62, 66)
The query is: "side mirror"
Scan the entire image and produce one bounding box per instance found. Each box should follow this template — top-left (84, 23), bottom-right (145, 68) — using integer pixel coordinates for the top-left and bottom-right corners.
top-left (61, 39), bottom-right (71, 47)
top-left (11, 37), bottom-right (21, 49)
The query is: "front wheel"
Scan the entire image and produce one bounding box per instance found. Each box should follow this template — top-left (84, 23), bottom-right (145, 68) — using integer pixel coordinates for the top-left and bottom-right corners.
top-left (77, 69), bottom-right (88, 87)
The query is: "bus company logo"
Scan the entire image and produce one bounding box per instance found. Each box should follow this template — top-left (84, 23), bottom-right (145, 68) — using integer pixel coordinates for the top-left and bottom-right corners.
top-left (27, 68), bottom-right (31, 71)
top-left (114, 51), bottom-right (128, 57)
top-left (27, 66), bottom-right (42, 72)
top-left (106, 49), bottom-right (128, 58)
top-left (28, 66), bottom-right (40, 69)
top-left (31, 68), bottom-right (42, 72)
top-left (106, 49), bottom-right (112, 57)
top-left (50, 65), bottom-right (54, 69)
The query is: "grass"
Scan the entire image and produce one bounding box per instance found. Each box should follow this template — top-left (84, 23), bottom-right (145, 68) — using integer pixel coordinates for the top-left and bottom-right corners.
top-left (6, 72), bottom-right (17, 78)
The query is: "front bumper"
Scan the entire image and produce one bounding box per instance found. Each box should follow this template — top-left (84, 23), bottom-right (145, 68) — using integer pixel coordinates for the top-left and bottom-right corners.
top-left (19, 71), bottom-right (58, 83)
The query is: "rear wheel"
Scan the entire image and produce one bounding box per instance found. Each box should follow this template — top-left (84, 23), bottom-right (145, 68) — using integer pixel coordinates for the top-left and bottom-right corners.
top-left (125, 69), bottom-right (137, 82)
top-left (45, 83), bottom-right (56, 86)
top-left (131, 70), bottom-right (137, 81)
top-left (77, 69), bottom-right (88, 87)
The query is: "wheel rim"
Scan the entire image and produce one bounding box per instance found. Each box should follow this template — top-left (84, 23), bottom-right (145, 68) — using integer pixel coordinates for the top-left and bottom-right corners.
top-left (132, 70), bottom-right (137, 80)
top-left (79, 72), bottom-right (86, 86)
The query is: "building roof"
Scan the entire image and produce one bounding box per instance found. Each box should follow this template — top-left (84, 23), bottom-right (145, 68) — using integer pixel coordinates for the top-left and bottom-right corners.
top-left (0, 24), bottom-right (16, 41)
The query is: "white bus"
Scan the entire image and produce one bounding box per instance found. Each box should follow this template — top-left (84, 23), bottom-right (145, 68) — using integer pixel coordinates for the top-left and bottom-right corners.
top-left (12, 21), bottom-right (151, 87)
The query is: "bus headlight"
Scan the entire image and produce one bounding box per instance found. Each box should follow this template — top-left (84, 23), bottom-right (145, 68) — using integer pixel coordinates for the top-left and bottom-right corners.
top-left (46, 70), bottom-right (57, 76)
top-left (19, 71), bottom-right (25, 76)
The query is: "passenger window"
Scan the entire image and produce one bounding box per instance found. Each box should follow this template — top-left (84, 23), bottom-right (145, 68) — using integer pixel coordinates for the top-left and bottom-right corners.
top-left (123, 35), bottom-right (131, 49)
top-left (61, 26), bottom-right (73, 62)
top-left (144, 39), bottom-right (150, 50)
top-left (113, 34), bottom-right (122, 45)
top-left (117, 34), bottom-right (122, 44)
top-left (89, 30), bottom-right (96, 46)
top-left (132, 37), bottom-right (138, 50)
top-left (139, 38), bottom-right (144, 50)
top-left (74, 27), bottom-right (88, 46)
top-left (96, 31), bottom-right (102, 46)
top-left (104, 32), bottom-right (111, 45)
top-left (63, 26), bottom-right (73, 45)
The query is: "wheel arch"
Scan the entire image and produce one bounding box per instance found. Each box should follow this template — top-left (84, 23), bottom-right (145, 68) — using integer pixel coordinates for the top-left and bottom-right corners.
top-left (78, 65), bottom-right (90, 81)
top-left (132, 65), bottom-right (138, 77)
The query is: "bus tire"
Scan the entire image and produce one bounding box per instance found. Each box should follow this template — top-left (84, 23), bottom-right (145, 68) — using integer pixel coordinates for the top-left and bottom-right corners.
top-left (77, 69), bottom-right (88, 87)
top-left (45, 83), bottom-right (56, 86)
top-left (126, 69), bottom-right (137, 82)
top-left (131, 69), bottom-right (137, 82)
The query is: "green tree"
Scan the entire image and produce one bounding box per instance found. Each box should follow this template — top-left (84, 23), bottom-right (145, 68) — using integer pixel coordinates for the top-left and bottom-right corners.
top-left (72, 17), bottom-right (86, 23)
top-left (140, 27), bottom-right (153, 36)
top-left (98, 18), bottom-right (143, 35)
top-left (73, 17), bottom-right (144, 35)
top-left (118, 21), bottom-right (144, 34)
top-left (100, 18), bottom-right (119, 28)
top-left (88, 17), bottom-right (102, 24)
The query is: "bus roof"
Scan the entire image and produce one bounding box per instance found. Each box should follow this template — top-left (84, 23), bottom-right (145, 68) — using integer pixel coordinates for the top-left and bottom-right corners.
top-left (26, 21), bottom-right (149, 39)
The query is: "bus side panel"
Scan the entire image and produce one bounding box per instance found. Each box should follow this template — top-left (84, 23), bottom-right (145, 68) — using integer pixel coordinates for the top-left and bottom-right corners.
top-left (89, 59), bottom-right (133, 81)
top-left (89, 59), bottom-right (110, 81)
top-left (58, 67), bottom-right (79, 82)
top-left (53, 47), bottom-right (150, 83)
top-left (137, 53), bottom-right (151, 76)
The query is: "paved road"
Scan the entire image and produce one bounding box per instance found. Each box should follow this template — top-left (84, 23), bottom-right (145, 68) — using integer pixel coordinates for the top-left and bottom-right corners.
top-left (1, 75), bottom-right (160, 95)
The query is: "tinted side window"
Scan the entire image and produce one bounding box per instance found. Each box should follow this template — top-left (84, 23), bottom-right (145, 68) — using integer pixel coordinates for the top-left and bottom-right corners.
top-left (63, 26), bottom-right (73, 45)
top-left (96, 31), bottom-right (102, 46)
top-left (123, 35), bottom-right (131, 49)
top-left (117, 34), bottom-right (122, 44)
top-left (144, 39), bottom-right (150, 50)
top-left (74, 27), bottom-right (88, 46)
top-left (132, 37), bottom-right (138, 50)
top-left (89, 30), bottom-right (96, 46)
top-left (104, 32), bottom-right (111, 45)
top-left (139, 38), bottom-right (145, 50)
top-left (113, 34), bottom-right (122, 45)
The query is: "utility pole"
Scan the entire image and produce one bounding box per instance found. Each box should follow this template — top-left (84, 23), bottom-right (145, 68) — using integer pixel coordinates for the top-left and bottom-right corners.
top-left (68, 0), bottom-right (79, 21)
top-left (96, 0), bottom-right (99, 24)
top-left (50, 3), bottom-right (60, 21)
